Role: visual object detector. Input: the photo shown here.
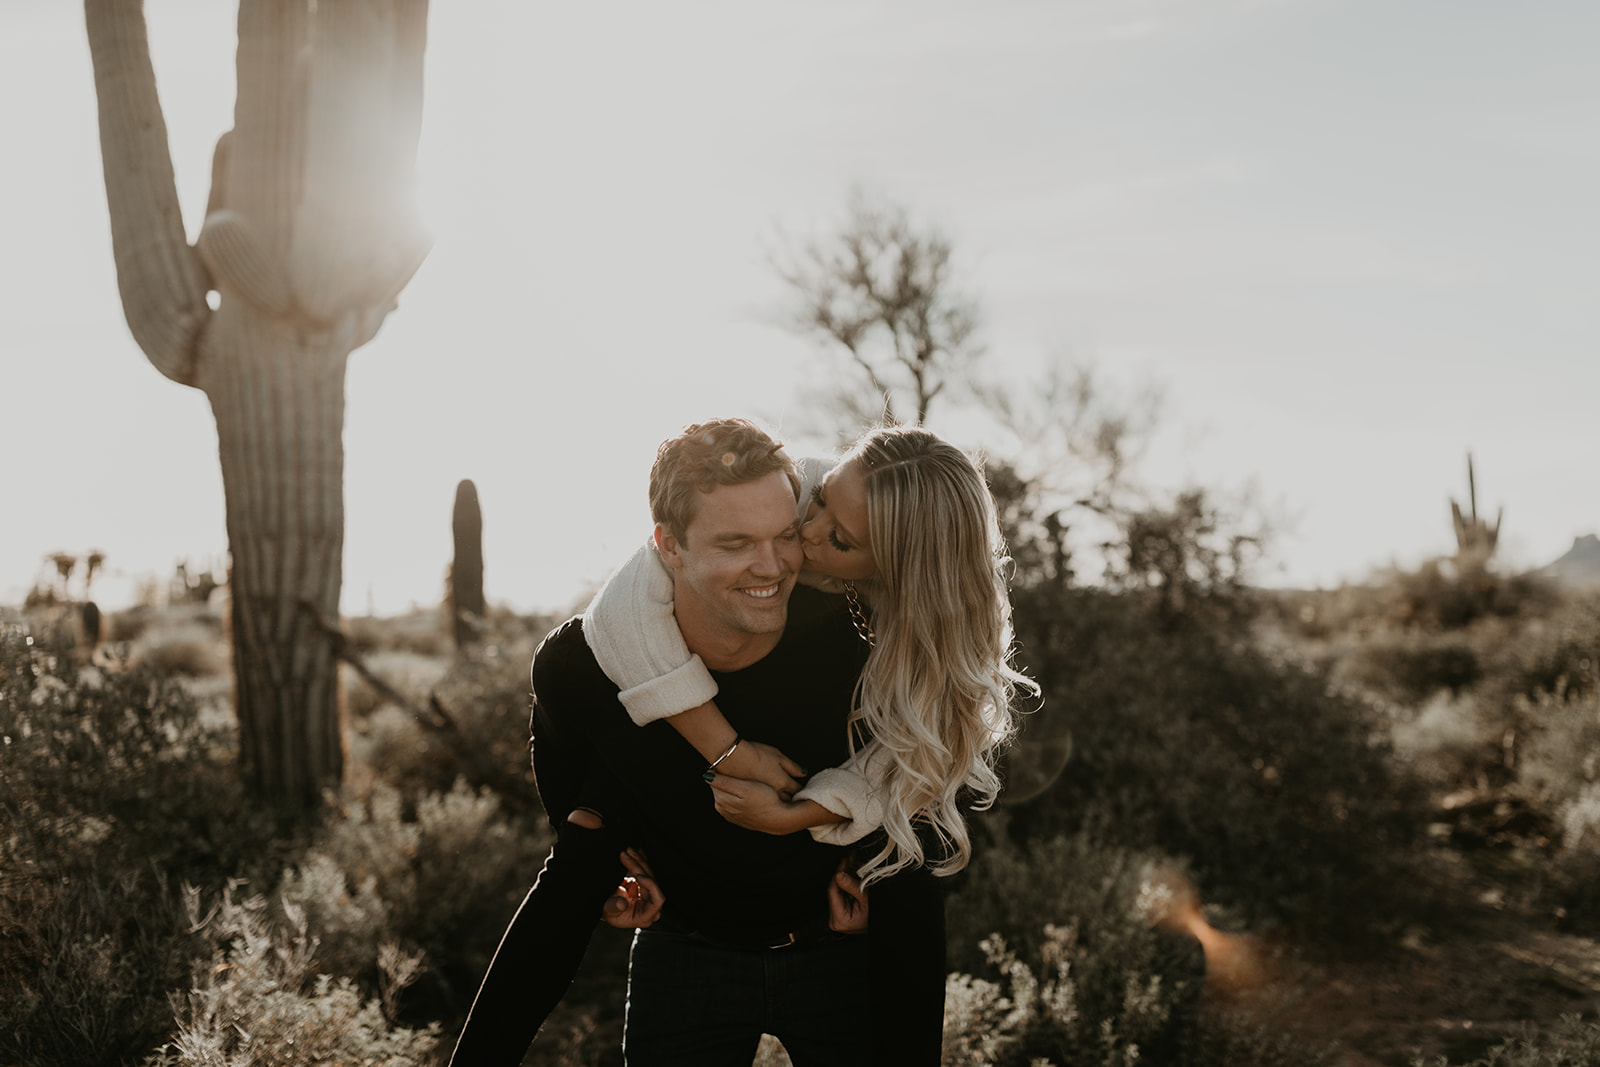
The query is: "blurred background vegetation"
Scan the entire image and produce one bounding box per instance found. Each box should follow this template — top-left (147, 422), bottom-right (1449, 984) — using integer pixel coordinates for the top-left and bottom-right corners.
top-left (6, 473), bottom-right (1599, 1065)
top-left (10, 124), bottom-right (1600, 1062)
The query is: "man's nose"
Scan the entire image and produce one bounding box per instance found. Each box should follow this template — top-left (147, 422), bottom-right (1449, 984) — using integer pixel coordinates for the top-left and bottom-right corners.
top-left (751, 541), bottom-right (783, 575)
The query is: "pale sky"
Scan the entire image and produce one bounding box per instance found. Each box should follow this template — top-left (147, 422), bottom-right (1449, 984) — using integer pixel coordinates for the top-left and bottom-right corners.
top-left (4, 0), bottom-right (1597, 616)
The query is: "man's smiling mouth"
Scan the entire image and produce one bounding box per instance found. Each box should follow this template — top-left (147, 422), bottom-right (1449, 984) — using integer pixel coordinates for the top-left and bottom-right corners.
top-left (741, 584), bottom-right (781, 599)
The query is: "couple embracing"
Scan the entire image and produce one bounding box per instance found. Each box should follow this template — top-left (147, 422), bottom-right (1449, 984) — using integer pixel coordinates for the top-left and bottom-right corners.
top-left (449, 418), bottom-right (1035, 1066)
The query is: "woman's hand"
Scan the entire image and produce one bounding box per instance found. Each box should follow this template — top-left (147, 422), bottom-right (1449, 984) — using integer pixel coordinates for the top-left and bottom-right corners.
top-left (705, 775), bottom-right (818, 835)
top-left (828, 862), bottom-right (868, 933)
top-left (717, 738), bottom-right (805, 799)
top-left (601, 848), bottom-right (665, 929)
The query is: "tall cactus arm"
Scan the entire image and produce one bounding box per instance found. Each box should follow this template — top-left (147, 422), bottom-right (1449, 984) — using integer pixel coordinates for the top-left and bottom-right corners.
top-left (85, 0), bottom-right (212, 388)
top-left (197, 130), bottom-right (292, 315)
top-left (391, 0), bottom-right (430, 162)
top-left (371, 0), bottom-right (433, 312)
top-left (289, 0), bottom-right (432, 323)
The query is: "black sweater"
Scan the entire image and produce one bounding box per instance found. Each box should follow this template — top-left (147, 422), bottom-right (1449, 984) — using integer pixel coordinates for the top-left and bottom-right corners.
top-left (530, 585), bottom-right (871, 945)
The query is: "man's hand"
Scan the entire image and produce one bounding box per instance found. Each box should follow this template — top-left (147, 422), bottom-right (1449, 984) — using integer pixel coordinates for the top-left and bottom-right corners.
top-left (601, 848), bottom-right (665, 929)
top-left (706, 775), bottom-right (812, 835)
top-left (828, 863), bottom-right (868, 933)
top-left (717, 738), bottom-right (805, 799)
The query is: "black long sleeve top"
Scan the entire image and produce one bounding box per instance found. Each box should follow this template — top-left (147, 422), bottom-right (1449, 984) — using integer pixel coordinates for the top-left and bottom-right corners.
top-left (530, 585), bottom-right (871, 945)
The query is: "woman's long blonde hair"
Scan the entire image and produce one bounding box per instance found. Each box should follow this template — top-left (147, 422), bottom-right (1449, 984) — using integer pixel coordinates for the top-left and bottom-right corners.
top-left (845, 426), bottom-right (1036, 885)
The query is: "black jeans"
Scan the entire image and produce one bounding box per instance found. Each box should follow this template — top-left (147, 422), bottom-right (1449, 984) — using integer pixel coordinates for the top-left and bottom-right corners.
top-left (623, 924), bottom-right (872, 1066)
top-left (446, 822), bottom-right (624, 1066)
top-left (447, 701), bottom-right (625, 1066)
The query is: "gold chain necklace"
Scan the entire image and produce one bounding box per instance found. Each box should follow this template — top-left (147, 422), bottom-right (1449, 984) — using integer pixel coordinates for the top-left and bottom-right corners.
top-left (844, 582), bottom-right (875, 647)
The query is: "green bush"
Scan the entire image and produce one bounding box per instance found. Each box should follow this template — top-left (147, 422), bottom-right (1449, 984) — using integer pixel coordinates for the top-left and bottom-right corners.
top-left (1516, 687), bottom-right (1600, 842)
top-left (1512, 684), bottom-right (1600, 930)
top-left (3, 873), bottom-right (203, 1067)
top-left (145, 884), bottom-right (439, 1067)
top-left (1385, 558), bottom-right (1558, 632)
top-left (0, 625), bottom-right (281, 1067)
top-left (1347, 633), bottom-right (1483, 704)
top-left (945, 830), bottom-right (1204, 1062)
top-left (942, 828), bottom-right (1338, 1065)
top-left (1487, 594), bottom-right (1600, 707)
top-left (355, 632), bottom-right (546, 815)
top-left (1413, 1014), bottom-right (1600, 1066)
top-left (1004, 586), bottom-right (1430, 947)
top-left (278, 778), bottom-right (552, 1023)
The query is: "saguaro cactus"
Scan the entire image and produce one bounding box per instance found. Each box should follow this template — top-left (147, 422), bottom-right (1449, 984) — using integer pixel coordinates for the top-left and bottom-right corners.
top-left (85, 0), bottom-right (431, 810)
top-left (450, 478), bottom-right (485, 650)
top-left (1450, 453), bottom-right (1502, 562)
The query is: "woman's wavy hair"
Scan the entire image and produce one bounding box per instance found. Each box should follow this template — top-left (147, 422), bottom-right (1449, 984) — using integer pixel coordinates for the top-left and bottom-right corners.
top-left (845, 425), bottom-right (1037, 885)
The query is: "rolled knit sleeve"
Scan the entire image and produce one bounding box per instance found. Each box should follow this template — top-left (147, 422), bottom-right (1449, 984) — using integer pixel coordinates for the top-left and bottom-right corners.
top-left (796, 741), bottom-right (891, 845)
top-left (582, 540), bottom-right (718, 726)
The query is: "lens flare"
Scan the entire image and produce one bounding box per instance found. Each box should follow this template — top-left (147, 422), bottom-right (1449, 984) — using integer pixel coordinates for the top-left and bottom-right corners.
top-left (1138, 865), bottom-right (1272, 1002)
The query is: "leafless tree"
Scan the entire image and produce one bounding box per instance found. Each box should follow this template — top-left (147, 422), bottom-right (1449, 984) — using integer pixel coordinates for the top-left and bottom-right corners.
top-left (774, 193), bottom-right (982, 434)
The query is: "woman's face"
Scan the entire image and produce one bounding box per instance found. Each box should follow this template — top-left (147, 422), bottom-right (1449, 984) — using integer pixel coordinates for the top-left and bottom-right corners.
top-left (800, 459), bottom-right (879, 582)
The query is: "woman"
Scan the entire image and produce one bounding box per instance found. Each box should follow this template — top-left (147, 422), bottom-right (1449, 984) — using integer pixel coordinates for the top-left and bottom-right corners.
top-left (449, 423), bottom-right (1033, 1065)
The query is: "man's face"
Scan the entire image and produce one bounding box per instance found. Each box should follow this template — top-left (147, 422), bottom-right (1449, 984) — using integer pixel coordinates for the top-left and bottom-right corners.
top-left (656, 470), bottom-right (803, 641)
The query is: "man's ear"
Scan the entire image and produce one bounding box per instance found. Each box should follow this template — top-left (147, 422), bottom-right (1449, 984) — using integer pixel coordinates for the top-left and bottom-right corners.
top-left (653, 523), bottom-right (685, 570)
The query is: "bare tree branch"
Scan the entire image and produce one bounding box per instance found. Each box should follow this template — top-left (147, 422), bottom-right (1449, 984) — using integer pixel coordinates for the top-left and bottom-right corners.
top-left (772, 191), bottom-right (984, 435)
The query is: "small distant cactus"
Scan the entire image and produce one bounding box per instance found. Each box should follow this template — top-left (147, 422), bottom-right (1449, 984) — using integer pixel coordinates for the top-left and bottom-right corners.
top-left (1450, 453), bottom-right (1502, 562)
top-left (451, 479), bottom-right (485, 650)
top-left (49, 553), bottom-right (78, 599)
top-left (84, 551), bottom-right (105, 600)
top-left (81, 601), bottom-right (103, 650)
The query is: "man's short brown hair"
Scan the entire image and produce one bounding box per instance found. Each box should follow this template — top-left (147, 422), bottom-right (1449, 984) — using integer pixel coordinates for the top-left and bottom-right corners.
top-left (649, 418), bottom-right (800, 542)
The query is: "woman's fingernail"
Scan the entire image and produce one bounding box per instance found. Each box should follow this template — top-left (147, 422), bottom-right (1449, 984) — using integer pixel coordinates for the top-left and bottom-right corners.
top-left (701, 770), bottom-right (716, 782)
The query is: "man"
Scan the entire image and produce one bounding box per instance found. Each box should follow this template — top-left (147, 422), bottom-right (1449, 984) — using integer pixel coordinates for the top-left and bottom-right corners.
top-left (452, 419), bottom-right (882, 1066)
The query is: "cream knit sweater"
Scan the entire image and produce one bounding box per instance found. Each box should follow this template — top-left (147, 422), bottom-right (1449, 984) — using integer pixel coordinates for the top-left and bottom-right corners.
top-left (582, 457), bottom-right (882, 845)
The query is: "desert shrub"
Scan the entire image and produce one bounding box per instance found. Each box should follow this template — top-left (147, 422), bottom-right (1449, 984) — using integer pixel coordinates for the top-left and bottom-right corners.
top-left (277, 778), bottom-right (551, 1021)
top-left (3, 872), bottom-right (203, 1067)
top-left (145, 884), bottom-right (438, 1067)
top-left (0, 626), bottom-right (274, 880)
top-left (1511, 684), bottom-right (1600, 930)
top-left (941, 924), bottom-right (1333, 1067)
top-left (1486, 594), bottom-right (1600, 707)
top-left (106, 604), bottom-right (160, 642)
top-left (943, 829), bottom-right (1335, 1065)
top-left (356, 633), bottom-right (545, 814)
top-left (1005, 586), bottom-right (1429, 947)
top-left (1516, 687), bottom-right (1600, 837)
top-left (1412, 1014), bottom-right (1600, 1066)
top-left (945, 831), bottom-right (1204, 1058)
top-left (1388, 689), bottom-right (1500, 789)
top-left (345, 609), bottom-right (453, 658)
top-left (1102, 489), bottom-right (1265, 632)
top-left (1385, 558), bottom-right (1558, 631)
top-left (1346, 633), bottom-right (1483, 705)
top-left (131, 621), bottom-right (229, 677)
top-left (342, 648), bottom-right (451, 719)
top-left (0, 625), bottom-right (281, 1067)
top-left (947, 830), bottom-right (1194, 979)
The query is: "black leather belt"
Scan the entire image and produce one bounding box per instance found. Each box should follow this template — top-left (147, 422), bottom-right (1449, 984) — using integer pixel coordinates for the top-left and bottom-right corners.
top-left (761, 922), bottom-right (845, 950)
top-left (651, 915), bottom-right (847, 951)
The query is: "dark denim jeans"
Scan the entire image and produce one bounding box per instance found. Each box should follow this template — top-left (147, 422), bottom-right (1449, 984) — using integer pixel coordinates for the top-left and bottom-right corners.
top-left (623, 924), bottom-right (872, 1066)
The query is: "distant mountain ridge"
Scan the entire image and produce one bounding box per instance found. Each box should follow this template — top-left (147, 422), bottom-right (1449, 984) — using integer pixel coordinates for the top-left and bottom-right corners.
top-left (1539, 533), bottom-right (1600, 588)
